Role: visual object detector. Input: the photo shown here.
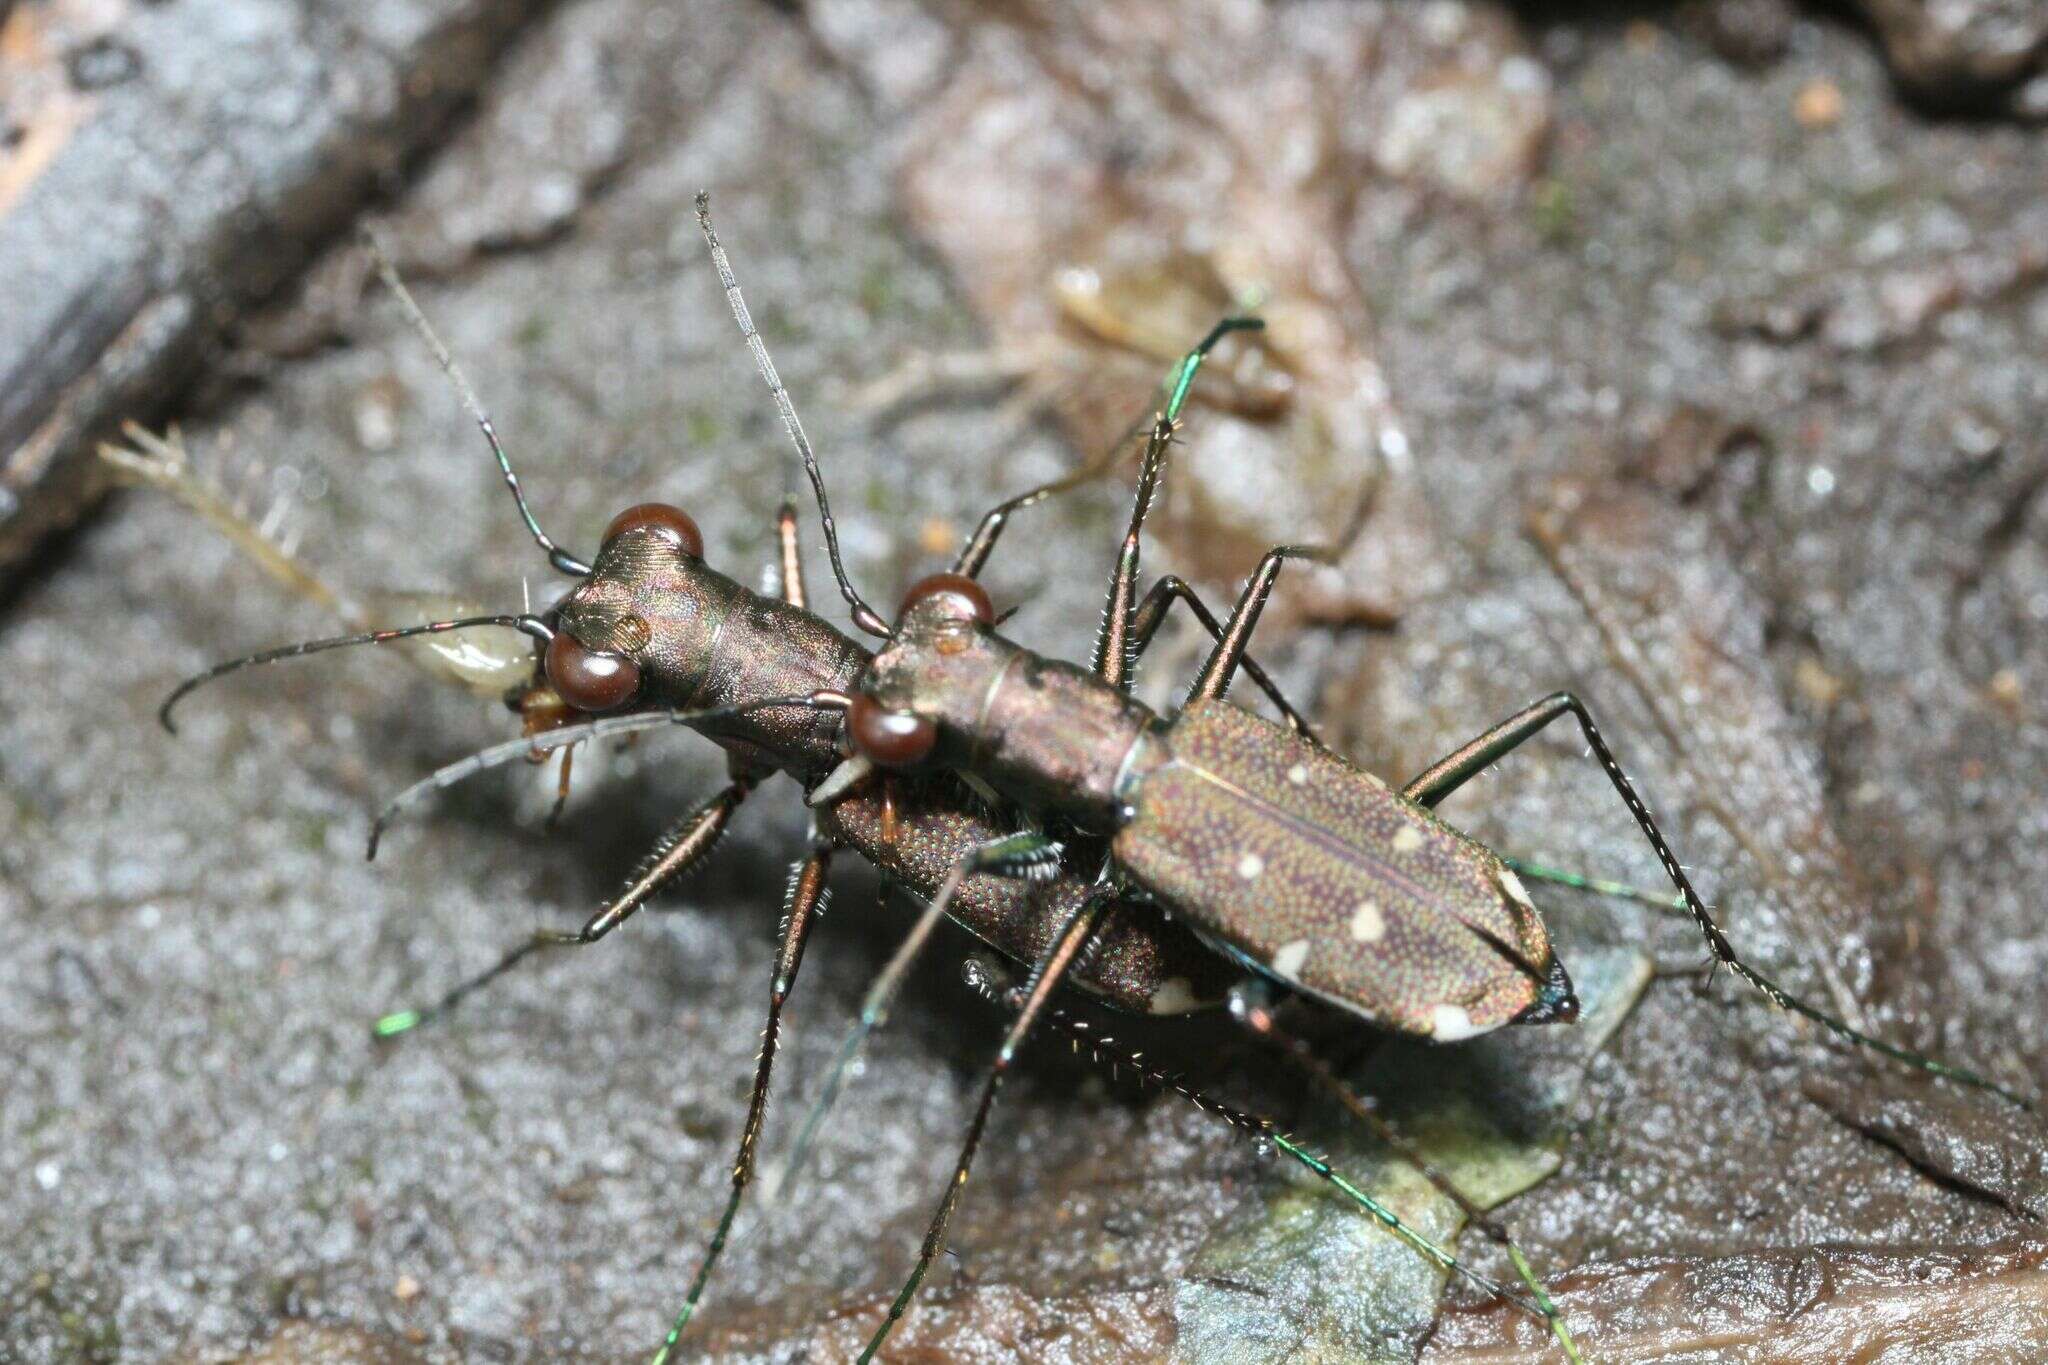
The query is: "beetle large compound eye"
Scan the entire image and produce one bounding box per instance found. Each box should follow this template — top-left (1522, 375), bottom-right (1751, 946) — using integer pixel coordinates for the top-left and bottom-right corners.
top-left (897, 572), bottom-right (993, 627)
top-left (545, 630), bottom-right (641, 712)
top-left (847, 693), bottom-right (937, 767)
top-left (602, 502), bottom-right (703, 558)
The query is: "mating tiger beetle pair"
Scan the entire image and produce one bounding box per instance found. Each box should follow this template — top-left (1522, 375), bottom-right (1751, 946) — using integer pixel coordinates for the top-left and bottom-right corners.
top-left (136, 193), bottom-right (2030, 1362)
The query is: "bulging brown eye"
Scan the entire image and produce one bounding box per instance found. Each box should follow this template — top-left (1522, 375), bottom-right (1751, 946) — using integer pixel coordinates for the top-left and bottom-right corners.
top-left (603, 502), bottom-right (703, 558)
top-left (847, 693), bottom-right (937, 767)
top-left (545, 631), bottom-right (641, 712)
top-left (897, 572), bottom-right (993, 626)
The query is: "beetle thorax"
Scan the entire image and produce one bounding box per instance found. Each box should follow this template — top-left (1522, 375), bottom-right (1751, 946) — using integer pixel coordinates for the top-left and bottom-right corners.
top-left (865, 602), bottom-right (1158, 826)
top-left (556, 528), bottom-right (867, 777)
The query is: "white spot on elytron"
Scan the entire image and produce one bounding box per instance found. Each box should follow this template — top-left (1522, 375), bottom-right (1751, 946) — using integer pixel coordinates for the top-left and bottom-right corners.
top-left (1349, 901), bottom-right (1385, 942)
top-left (1236, 851), bottom-right (1265, 880)
top-left (1271, 939), bottom-right (1311, 979)
top-left (1431, 1004), bottom-right (1484, 1042)
top-left (1391, 826), bottom-right (1425, 854)
top-left (1148, 977), bottom-right (1201, 1016)
top-left (1498, 867), bottom-right (1534, 908)
top-left (1286, 763), bottom-right (1310, 786)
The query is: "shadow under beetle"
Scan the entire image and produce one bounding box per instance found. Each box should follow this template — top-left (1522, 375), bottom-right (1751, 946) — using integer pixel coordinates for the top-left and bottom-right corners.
top-left (145, 195), bottom-right (2030, 1364)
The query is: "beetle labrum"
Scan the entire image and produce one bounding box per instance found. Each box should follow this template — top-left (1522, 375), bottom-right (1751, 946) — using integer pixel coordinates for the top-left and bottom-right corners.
top-left (135, 204), bottom-right (1678, 1358)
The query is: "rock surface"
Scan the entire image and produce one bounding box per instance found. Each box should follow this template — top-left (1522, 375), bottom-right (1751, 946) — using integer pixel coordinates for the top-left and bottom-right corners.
top-left (5, 2), bottom-right (2048, 1361)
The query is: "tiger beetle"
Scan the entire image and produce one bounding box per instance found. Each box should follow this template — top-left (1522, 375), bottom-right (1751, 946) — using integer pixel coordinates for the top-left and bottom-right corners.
top-left (698, 261), bottom-right (2037, 1361)
top-left (136, 201), bottom-right (1682, 1359)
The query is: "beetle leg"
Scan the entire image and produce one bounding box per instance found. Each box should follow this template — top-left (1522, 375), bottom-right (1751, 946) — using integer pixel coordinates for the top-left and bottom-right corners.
top-left (1501, 855), bottom-right (1686, 915)
top-left (1226, 978), bottom-right (1584, 1362)
top-left (857, 884), bottom-right (1117, 1363)
top-left (651, 845), bottom-right (832, 1363)
top-left (950, 412), bottom-right (1147, 579)
top-left (370, 778), bottom-right (753, 1039)
top-left (1129, 574), bottom-right (1321, 741)
top-left (960, 957), bottom-right (1565, 1335)
top-left (952, 320), bottom-right (1260, 604)
top-left (1089, 322), bottom-right (1265, 687)
top-left (1183, 544), bottom-right (1333, 706)
top-left (767, 833), bottom-right (1065, 1207)
top-left (1401, 692), bottom-right (2032, 1110)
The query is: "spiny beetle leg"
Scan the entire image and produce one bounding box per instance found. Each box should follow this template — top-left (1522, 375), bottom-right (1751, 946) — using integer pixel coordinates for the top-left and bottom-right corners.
top-left (1184, 544), bottom-right (1332, 707)
top-left (1227, 979), bottom-right (1583, 1364)
top-left (371, 779), bottom-right (752, 1040)
top-left (651, 847), bottom-right (831, 1364)
top-left (1130, 573), bottom-right (1321, 741)
top-left (769, 831), bottom-right (1065, 1210)
top-left (1094, 320), bottom-right (1265, 688)
top-left (951, 411), bottom-right (1148, 580)
top-left (856, 885), bottom-right (1116, 1363)
top-left (1401, 691), bottom-right (2033, 1111)
top-left (961, 957), bottom-right (1566, 1342)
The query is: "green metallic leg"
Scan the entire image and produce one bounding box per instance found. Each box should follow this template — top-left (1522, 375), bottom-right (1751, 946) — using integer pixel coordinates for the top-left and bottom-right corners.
top-left (1401, 691), bottom-right (2032, 1110)
top-left (650, 846), bottom-right (831, 1364)
top-left (767, 832), bottom-right (1065, 1213)
top-left (1227, 979), bottom-right (1583, 1363)
top-left (1091, 320), bottom-right (1265, 689)
top-left (960, 958), bottom-right (1563, 1337)
top-left (856, 884), bottom-right (1117, 1363)
top-left (951, 314), bottom-right (1261, 586)
top-left (1501, 856), bottom-right (1685, 914)
top-left (945, 319), bottom-right (1267, 690)
top-left (372, 779), bottom-right (751, 1039)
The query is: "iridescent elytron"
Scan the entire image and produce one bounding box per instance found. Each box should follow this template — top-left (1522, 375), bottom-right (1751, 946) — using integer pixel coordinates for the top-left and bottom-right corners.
top-left (139, 198), bottom-right (2030, 1365)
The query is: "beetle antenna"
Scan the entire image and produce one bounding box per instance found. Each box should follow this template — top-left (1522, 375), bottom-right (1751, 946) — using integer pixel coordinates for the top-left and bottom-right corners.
top-left (161, 614), bottom-right (553, 734)
top-left (360, 231), bottom-right (591, 578)
top-left (695, 192), bottom-right (890, 638)
top-left (366, 692), bottom-right (852, 858)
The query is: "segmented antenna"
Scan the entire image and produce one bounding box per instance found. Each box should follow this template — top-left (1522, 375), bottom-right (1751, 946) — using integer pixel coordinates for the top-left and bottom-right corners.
top-left (694, 192), bottom-right (890, 638)
top-left (159, 614), bottom-right (553, 734)
top-left (360, 231), bottom-right (591, 578)
top-left (365, 691), bottom-right (853, 858)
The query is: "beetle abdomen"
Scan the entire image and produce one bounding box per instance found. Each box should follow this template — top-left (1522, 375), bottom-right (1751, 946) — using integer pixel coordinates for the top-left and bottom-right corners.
top-left (1114, 700), bottom-right (1551, 1039)
top-left (816, 780), bottom-right (1236, 1017)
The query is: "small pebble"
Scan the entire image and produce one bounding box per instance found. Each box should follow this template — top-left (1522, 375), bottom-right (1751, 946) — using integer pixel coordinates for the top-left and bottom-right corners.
top-left (1794, 78), bottom-right (1843, 129)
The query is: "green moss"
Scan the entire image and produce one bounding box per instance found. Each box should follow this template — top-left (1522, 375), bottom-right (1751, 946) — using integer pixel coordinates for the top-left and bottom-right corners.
top-left (859, 260), bottom-right (899, 317)
top-left (684, 407), bottom-right (721, 448)
top-left (1532, 179), bottom-right (1578, 247)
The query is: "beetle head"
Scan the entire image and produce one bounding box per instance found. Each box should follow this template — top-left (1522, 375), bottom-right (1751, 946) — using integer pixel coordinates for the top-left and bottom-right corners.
top-left (845, 573), bottom-right (999, 769)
